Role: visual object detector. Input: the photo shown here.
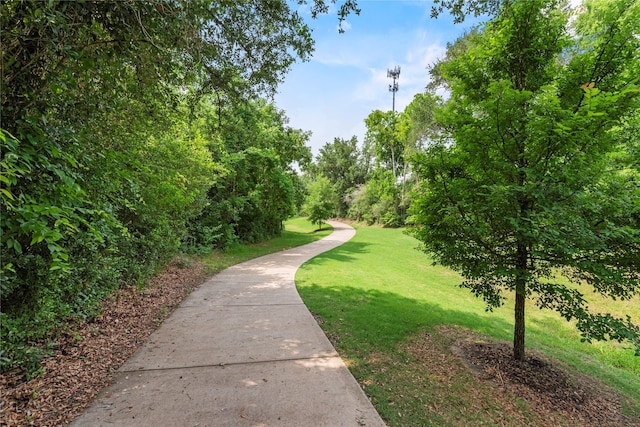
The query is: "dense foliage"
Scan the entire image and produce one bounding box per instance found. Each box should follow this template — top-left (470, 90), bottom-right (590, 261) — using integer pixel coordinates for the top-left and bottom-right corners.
top-left (303, 176), bottom-right (338, 230)
top-left (304, 92), bottom-right (438, 228)
top-left (309, 136), bottom-right (369, 217)
top-left (347, 169), bottom-right (403, 227)
top-left (188, 100), bottom-right (311, 251)
top-left (409, 0), bottom-right (640, 360)
top-left (0, 0), bottom-right (318, 374)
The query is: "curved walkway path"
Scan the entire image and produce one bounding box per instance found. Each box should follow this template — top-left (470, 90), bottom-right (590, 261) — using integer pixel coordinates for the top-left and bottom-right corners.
top-left (71, 221), bottom-right (385, 427)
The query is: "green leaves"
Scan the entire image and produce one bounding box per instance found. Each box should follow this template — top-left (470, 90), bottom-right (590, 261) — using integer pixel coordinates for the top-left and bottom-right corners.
top-left (0, 0), bottom-right (337, 375)
top-left (186, 98), bottom-right (309, 250)
top-left (1, 126), bottom-right (95, 277)
top-left (313, 136), bottom-right (369, 217)
top-left (304, 176), bottom-right (338, 230)
top-left (410, 0), bottom-right (640, 359)
top-left (365, 110), bottom-right (408, 180)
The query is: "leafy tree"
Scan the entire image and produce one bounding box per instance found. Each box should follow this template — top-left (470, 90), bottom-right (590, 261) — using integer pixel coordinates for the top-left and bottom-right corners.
top-left (410, 0), bottom-right (640, 361)
top-left (364, 110), bottom-right (409, 181)
top-left (402, 91), bottom-right (442, 205)
top-left (312, 136), bottom-right (369, 216)
top-left (1, 1), bottom-right (315, 122)
top-left (188, 98), bottom-right (311, 250)
top-left (404, 92), bottom-right (441, 151)
top-left (427, 30), bottom-right (478, 93)
top-left (430, 0), bottom-right (502, 22)
top-left (362, 109), bottom-right (415, 225)
top-left (304, 176), bottom-right (338, 230)
top-left (217, 99), bottom-right (313, 170)
top-left (0, 0), bottom-right (323, 373)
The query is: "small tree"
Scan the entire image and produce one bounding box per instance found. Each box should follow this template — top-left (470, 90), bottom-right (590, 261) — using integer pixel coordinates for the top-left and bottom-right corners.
top-left (410, 0), bottom-right (640, 361)
top-left (304, 176), bottom-right (337, 230)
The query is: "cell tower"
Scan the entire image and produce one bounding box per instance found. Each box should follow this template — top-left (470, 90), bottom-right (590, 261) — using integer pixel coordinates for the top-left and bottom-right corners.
top-left (387, 66), bottom-right (401, 113)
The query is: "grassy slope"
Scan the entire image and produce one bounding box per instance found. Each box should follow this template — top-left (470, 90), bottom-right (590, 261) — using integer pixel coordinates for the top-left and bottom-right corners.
top-left (295, 224), bottom-right (640, 425)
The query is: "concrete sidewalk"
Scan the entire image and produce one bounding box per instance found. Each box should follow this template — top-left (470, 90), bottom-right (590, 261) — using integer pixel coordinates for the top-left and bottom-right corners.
top-left (71, 221), bottom-right (386, 427)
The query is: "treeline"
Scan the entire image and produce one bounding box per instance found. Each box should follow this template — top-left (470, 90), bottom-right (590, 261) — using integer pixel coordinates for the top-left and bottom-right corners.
top-left (304, 91), bottom-right (439, 228)
top-left (0, 0), bottom-right (319, 374)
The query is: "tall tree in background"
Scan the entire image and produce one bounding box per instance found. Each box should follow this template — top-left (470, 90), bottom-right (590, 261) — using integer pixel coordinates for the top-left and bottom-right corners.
top-left (190, 99), bottom-right (311, 249)
top-left (313, 136), bottom-right (369, 217)
top-left (410, 0), bottom-right (640, 360)
top-left (404, 92), bottom-right (441, 152)
top-left (364, 110), bottom-right (409, 181)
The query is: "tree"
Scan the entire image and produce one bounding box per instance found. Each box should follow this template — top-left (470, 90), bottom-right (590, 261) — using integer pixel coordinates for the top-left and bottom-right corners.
top-left (427, 30), bottom-right (478, 93)
top-left (363, 109), bottom-right (415, 224)
top-left (187, 98), bottom-right (311, 249)
top-left (409, 0), bottom-right (640, 361)
top-left (216, 99), bottom-right (312, 170)
top-left (312, 136), bottom-right (369, 217)
top-left (0, 0), bottom-right (326, 373)
top-left (404, 92), bottom-right (441, 152)
top-left (430, 0), bottom-right (502, 22)
top-left (304, 176), bottom-right (338, 230)
top-left (346, 169), bottom-right (401, 227)
top-left (0, 0), bottom-right (317, 293)
top-left (364, 110), bottom-right (409, 181)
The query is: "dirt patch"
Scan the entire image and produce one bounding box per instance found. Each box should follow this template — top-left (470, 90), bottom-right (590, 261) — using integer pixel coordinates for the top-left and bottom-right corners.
top-left (443, 326), bottom-right (639, 427)
top-left (0, 258), bottom-right (208, 427)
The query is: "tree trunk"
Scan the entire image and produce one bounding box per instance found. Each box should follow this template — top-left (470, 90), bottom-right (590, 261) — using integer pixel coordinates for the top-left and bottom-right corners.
top-left (514, 277), bottom-right (526, 361)
top-left (513, 240), bottom-right (528, 361)
top-left (390, 142), bottom-right (398, 182)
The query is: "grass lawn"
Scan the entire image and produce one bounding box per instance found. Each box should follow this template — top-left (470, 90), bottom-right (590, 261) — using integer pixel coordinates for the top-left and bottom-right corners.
top-left (196, 217), bottom-right (332, 274)
top-left (295, 223), bottom-right (640, 426)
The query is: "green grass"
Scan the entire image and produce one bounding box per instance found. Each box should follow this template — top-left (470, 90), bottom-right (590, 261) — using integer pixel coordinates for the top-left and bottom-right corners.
top-left (197, 217), bottom-right (332, 274)
top-left (296, 224), bottom-right (640, 425)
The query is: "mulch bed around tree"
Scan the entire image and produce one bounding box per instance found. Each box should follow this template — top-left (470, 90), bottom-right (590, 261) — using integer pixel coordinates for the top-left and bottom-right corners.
top-left (0, 259), bottom-right (208, 427)
top-left (449, 329), bottom-right (640, 427)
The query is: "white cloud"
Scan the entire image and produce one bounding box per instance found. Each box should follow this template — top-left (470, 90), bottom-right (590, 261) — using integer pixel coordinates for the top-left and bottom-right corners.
top-left (275, 2), bottom-right (473, 154)
top-left (348, 31), bottom-right (446, 114)
top-left (352, 68), bottom-right (388, 102)
top-left (338, 19), bottom-right (352, 32)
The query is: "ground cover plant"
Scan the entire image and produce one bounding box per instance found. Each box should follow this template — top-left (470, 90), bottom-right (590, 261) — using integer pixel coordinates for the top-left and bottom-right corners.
top-left (0, 218), bottom-right (329, 426)
top-left (296, 224), bottom-right (640, 426)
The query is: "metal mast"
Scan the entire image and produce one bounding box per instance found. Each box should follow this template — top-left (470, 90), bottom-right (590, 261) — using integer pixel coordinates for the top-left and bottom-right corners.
top-left (387, 66), bottom-right (401, 113)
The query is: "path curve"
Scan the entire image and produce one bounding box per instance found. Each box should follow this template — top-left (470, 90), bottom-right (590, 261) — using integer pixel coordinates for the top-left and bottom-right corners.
top-left (71, 220), bottom-right (385, 427)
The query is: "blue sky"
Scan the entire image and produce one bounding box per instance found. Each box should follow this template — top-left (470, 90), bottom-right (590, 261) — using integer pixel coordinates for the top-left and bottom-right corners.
top-left (274, 0), bottom-right (481, 155)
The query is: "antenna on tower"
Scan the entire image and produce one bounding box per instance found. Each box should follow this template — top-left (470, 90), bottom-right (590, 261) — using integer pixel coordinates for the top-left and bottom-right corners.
top-left (387, 66), bottom-right (401, 113)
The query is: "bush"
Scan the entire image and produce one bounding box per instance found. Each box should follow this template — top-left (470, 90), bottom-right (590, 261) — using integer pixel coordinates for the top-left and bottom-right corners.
top-left (346, 169), bottom-right (405, 227)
